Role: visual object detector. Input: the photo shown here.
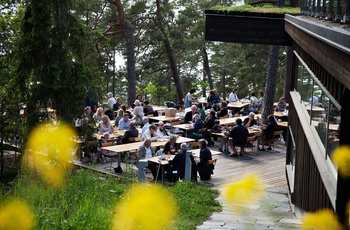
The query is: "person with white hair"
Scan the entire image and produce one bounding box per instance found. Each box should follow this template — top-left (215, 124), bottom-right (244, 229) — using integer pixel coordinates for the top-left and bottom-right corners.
top-left (184, 105), bottom-right (198, 123)
top-left (157, 121), bottom-right (169, 137)
top-left (141, 116), bottom-right (150, 136)
top-left (133, 99), bottom-right (144, 125)
top-left (106, 92), bottom-right (116, 109)
top-left (243, 112), bottom-right (261, 128)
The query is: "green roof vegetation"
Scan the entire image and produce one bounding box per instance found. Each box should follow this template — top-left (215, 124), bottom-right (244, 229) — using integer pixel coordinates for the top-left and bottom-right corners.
top-left (210, 4), bottom-right (300, 14)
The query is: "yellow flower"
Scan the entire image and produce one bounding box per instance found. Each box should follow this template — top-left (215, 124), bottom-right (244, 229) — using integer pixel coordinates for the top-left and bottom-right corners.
top-left (111, 184), bottom-right (178, 230)
top-left (25, 122), bottom-right (77, 188)
top-left (302, 209), bottom-right (342, 230)
top-left (224, 173), bottom-right (264, 211)
top-left (0, 199), bottom-right (34, 230)
top-left (332, 145), bottom-right (350, 177)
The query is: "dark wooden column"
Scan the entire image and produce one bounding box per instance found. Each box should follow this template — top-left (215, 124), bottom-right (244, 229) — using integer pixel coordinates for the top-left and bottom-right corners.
top-left (336, 87), bottom-right (350, 228)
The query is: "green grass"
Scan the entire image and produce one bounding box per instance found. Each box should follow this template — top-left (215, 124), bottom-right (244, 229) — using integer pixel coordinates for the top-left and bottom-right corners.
top-left (210, 4), bottom-right (300, 14)
top-left (1, 169), bottom-right (221, 230)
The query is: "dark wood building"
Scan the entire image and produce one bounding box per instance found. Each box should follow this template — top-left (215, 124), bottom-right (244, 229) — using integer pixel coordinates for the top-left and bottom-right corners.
top-left (205, 10), bottom-right (350, 226)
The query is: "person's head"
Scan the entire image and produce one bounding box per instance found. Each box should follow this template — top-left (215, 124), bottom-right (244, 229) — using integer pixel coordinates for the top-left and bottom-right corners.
top-left (134, 100), bottom-right (140, 106)
top-left (214, 119), bottom-right (220, 125)
top-left (107, 92), bottom-right (113, 99)
top-left (189, 88), bottom-right (196, 94)
top-left (142, 116), bottom-right (149, 124)
top-left (210, 110), bottom-right (216, 118)
top-left (197, 103), bottom-right (203, 109)
top-left (84, 106), bottom-right (91, 115)
top-left (144, 139), bottom-right (152, 148)
top-left (117, 109), bottom-right (124, 117)
top-left (249, 112), bottom-right (255, 119)
top-left (235, 118), bottom-right (242, 125)
top-left (169, 135), bottom-right (177, 144)
top-left (129, 121), bottom-right (136, 129)
top-left (268, 115), bottom-right (275, 123)
top-left (221, 101), bottom-right (227, 108)
top-left (198, 139), bottom-right (207, 148)
top-left (279, 97), bottom-right (285, 103)
top-left (121, 104), bottom-right (127, 112)
top-left (149, 125), bottom-right (157, 133)
top-left (137, 94), bottom-right (142, 100)
top-left (193, 114), bottom-right (200, 121)
top-left (96, 107), bottom-right (103, 115)
top-left (209, 90), bottom-right (215, 96)
top-left (123, 113), bottom-right (129, 121)
top-left (180, 143), bottom-right (188, 152)
top-left (259, 91), bottom-right (264, 97)
top-left (116, 97), bottom-right (121, 103)
top-left (102, 115), bottom-right (110, 124)
top-left (233, 88), bottom-right (238, 93)
top-left (158, 121), bottom-right (165, 130)
top-left (251, 92), bottom-right (256, 97)
top-left (213, 89), bottom-right (218, 95)
top-left (144, 100), bottom-right (150, 105)
top-left (191, 105), bottom-right (197, 113)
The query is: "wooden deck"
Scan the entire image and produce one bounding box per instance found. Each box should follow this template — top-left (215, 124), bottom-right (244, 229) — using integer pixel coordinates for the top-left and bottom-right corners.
top-left (74, 141), bottom-right (288, 190)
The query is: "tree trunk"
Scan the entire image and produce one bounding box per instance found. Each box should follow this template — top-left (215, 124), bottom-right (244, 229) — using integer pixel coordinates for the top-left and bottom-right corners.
top-left (202, 47), bottom-right (214, 90)
top-left (107, 0), bottom-right (136, 107)
top-left (156, 0), bottom-right (184, 105)
top-left (262, 45), bottom-right (280, 124)
top-left (0, 101), bottom-right (3, 179)
top-left (125, 20), bottom-right (136, 106)
top-left (284, 46), bottom-right (293, 104)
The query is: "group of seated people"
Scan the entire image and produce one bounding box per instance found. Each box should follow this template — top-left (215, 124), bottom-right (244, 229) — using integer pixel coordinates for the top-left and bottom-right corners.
top-left (137, 138), bottom-right (214, 182)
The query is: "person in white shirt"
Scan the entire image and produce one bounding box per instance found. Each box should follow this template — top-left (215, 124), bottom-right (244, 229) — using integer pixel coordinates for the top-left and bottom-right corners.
top-left (142, 125), bottom-right (159, 141)
top-left (99, 115), bottom-right (114, 133)
top-left (106, 92), bottom-right (116, 109)
top-left (137, 139), bottom-right (157, 179)
top-left (157, 121), bottom-right (169, 138)
top-left (133, 100), bottom-right (144, 125)
top-left (141, 117), bottom-right (150, 136)
top-left (228, 88), bottom-right (239, 102)
top-left (248, 92), bottom-right (259, 113)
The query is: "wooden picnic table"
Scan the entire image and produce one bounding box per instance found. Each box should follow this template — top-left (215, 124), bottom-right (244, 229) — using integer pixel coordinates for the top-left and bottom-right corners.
top-left (149, 116), bottom-right (182, 122)
top-left (227, 101), bottom-right (250, 109)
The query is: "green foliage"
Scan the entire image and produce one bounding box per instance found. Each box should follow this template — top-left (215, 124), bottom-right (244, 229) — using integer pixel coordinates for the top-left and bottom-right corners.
top-left (211, 4), bottom-right (300, 14)
top-left (168, 182), bottom-right (221, 229)
top-left (3, 169), bottom-right (221, 230)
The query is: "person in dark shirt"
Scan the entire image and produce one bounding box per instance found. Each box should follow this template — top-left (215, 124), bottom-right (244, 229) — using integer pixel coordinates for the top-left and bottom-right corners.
top-left (217, 101), bottom-right (228, 118)
top-left (243, 112), bottom-right (261, 128)
top-left (227, 118), bottom-right (249, 157)
top-left (184, 105), bottom-right (198, 123)
top-left (204, 110), bottom-right (217, 129)
top-left (258, 115), bottom-right (278, 151)
top-left (163, 135), bottom-right (178, 154)
top-left (196, 139), bottom-right (213, 181)
top-left (120, 121), bottom-right (139, 144)
top-left (143, 100), bottom-right (154, 115)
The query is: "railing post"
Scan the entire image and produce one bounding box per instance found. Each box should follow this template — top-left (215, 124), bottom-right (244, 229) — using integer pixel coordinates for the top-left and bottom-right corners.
top-left (335, 0), bottom-right (343, 21)
top-left (316, 0), bottom-right (322, 17)
top-left (344, 0), bottom-right (350, 23)
top-left (321, 0), bottom-right (327, 17)
top-left (184, 151), bottom-right (192, 182)
top-left (327, 0), bottom-right (335, 20)
top-left (308, 0), bottom-right (312, 15)
top-left (312, 0), bottom-right (317, 16)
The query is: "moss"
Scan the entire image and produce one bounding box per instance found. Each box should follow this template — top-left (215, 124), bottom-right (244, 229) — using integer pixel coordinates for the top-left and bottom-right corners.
top-left (210, 4), bottom-right (300, 14)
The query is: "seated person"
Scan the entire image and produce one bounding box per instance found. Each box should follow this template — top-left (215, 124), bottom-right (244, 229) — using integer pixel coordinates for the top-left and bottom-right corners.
top-left (207, 90), bottom-right (220, 110)
top-left (143, 100), bottom-right (154, 115)
top-left (99, 115), bottom-right (114, 133)
top-left (118, 113), bottom-right (131, 131)
top-left (137, 139), bottom-right (158, 180)
top-left (227, 118), bottom-right (248, 157)
top-left (212, 120), bottom-right (225, 152)
top-left (142, 124), bottom-right (159, 141)
top-left (197, 103), bottom-right (206, 121)
top-left (196, 139), bottom-right (213, 181)
top-left (228, 88), bottom-right (239, 103)
top-left (157, 121), bottom-right (169, 138)
top-left (93, 107), bottom-right (104, 123)
top-left (276, 97), bottom-right (286, 112)
top-left (167, 143), bottom-right (197, 182)
top-left (163, 135), bottom-right (178, 155)
top-left (257, 91), bottom-right (264, 109)
top-left (204, 110), bottom-right (217, 129)
top-left (258, 115), bottom-right (278, 151)
top-left (120, 121), bottom-right (139, 144)
top-left (247, 92), bottom-right (259, 113)
top-left (141, 117), bottom-right (150, 136)
top-left (114, 109), bottom-right (124, 127)
top-left (113, 97), bottom-right (122, 111)
top-left (189, 114), bottom-right (214, 146)
top-left (243, 112), bottom-right (261, 128)
top-left (217, 101), bottom-right (228, 118)
top-left (311, 95), bottom-right (319, 106)
top-left (184, 105), bottom-right (198, 123)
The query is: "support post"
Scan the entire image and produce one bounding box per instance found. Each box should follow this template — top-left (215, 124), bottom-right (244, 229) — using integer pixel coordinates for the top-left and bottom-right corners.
top-left (184, 151), bottom-right (192, 181)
